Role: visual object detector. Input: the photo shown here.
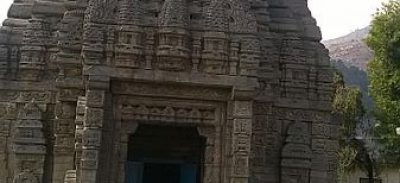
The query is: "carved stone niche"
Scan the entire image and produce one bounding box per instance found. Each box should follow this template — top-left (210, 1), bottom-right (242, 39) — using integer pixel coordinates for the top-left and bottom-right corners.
top-left (114, 95), bottom-right (225, 183)
top-left (280, 122), bottom-right (312, 183)
top-left (156, 28), bottom-right (191, 72)
top-left (201, 32), bottom-right (229, 75)
top-left (115, 25), bottom-right (144, 69)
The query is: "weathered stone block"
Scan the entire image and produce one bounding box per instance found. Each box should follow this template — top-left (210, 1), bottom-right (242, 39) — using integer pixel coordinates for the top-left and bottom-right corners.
top-left (84, 108), bottom-right (104, 128)
top-left (86, 90), bottom-right (105, 108)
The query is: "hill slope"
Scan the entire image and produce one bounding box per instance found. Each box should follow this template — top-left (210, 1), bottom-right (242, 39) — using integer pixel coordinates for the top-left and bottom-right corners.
top-left (324, 26), bottom-right (373, 71)
top-left (323, 27), bottom-right (374, 108)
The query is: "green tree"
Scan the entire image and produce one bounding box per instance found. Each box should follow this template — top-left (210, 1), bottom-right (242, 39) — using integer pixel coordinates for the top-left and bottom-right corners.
top-left (366, 0), bottom-right (400, 164)
top-left (333, 72), bottom-right (380, 183)
top-left (333, 72), bottom-right (365, 140)
top-left (333, 72), bottom-right (366, 182)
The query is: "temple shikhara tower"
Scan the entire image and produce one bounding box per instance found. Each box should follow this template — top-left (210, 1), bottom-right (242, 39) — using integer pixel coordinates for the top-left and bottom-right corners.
top-left (0, 0), bottom-right (337, 183)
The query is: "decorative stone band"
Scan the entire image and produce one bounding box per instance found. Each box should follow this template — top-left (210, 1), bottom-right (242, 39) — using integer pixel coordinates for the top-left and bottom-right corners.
top-left (112, 81), bottom-right (231, 102)
top-left (274, 108), bottom-right (331, 122)
top-left (120, 104), bottom-right (217, 125)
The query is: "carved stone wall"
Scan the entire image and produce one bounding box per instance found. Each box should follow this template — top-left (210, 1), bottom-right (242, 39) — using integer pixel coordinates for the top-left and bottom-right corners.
top-left (0, 0), bottom-right (336, 183)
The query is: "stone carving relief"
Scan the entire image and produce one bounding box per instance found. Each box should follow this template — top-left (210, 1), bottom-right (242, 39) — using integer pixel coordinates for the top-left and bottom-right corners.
top-left (12, 102), bottom-right (46, 183)
top-left (156, 0), bottom-right (190, 71)
top-left (120, 103), bottom-right (217, 124)
top-left (113, 81), bottom-right (230, 101)
top-left (275, 108), bottom-right (330, 122)
top-left (115, 0), bottom-right (144, 69)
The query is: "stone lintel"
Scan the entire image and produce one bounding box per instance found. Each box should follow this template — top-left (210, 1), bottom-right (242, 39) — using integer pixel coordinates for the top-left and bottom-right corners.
top-left (84, 66), bottom-right (259, 90)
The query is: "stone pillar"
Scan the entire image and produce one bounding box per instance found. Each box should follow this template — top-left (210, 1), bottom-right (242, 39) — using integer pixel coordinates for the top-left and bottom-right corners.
top-left (52, 1), bottom-right (85, 182)
top-left (80, 76), bottom-right (109, 183)
top-left (238, 36), bottom-right (260, 77)
top-left (18, 17), bottom-right (50, 81)
top-left (118, 123), bottom-right (139, 183)
top-left (230, 99), bottom-right (253, 183)
top-left (0, 100), bottom-right (15, 183)
top-left (197, 126), bottom-right (220, 183)
top-left (74, 96), bottom-right (86, 183)
top-left (12, 102), bottom-right (46, 183)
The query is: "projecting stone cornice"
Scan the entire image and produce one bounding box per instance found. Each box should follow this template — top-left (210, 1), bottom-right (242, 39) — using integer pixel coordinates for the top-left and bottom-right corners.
top-left (83, 65), bottom-right (259, 91)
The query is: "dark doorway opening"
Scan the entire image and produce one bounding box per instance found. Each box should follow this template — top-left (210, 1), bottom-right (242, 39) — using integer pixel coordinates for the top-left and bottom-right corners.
top-left (125, 125), bottom-right (205, 183)
top-left (143, 163), bottom-right (180, 183)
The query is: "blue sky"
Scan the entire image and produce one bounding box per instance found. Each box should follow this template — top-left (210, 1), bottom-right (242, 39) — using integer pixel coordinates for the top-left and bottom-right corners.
top-left (0, 0), bottom-right (388, 40)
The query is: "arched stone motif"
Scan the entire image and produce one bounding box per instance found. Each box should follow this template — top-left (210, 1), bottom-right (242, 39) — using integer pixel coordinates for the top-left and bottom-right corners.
top-left (281, 122), bottom-right (312, 183)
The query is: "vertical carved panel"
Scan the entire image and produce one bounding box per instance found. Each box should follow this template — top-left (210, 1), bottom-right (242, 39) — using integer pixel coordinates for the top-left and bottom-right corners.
top-left (231, 100), bottom-right (253, 183)
top-left (12, 102), bottom-right (46, 183)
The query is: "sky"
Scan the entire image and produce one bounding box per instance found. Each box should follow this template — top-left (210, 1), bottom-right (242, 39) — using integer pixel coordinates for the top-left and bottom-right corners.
top-left (308, 0), bottom-right (388, 40)
top-left (0, 0), bottom-right (389, 40)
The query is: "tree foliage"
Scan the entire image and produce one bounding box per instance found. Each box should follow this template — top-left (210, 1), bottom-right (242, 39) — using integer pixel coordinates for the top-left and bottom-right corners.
top-left (333, 71), bottom-right (383, 183)
top-left (366, 0), bottom-right (400, 164)
top-left (333, 72), bottom-right (365, 139)
top-left (333, 72), bottom-right (372, 182)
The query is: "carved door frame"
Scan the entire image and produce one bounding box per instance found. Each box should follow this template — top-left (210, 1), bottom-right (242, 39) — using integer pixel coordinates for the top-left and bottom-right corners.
top-left (108, 81), bottom-right (254, 183)
top-left (113, 96), bottom-right (226, 183)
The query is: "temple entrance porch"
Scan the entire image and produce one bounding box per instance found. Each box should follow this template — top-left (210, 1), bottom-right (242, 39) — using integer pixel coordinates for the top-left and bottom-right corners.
top-left (108, 81), bottom-right (255, 183)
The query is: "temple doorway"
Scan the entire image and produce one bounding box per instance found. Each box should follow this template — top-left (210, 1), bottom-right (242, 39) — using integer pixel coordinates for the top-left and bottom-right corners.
top-left (125, 125), bottom-right (206, 183)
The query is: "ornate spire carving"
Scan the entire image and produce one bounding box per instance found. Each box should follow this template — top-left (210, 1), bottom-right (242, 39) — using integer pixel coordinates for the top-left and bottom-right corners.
top-left (159, 0), bottom-right (189, 28)
top-left (201, 0), bottom-right (229, 74)
top-left (206, 0), bottom-right (228, 32)
top-left (119, 0), bottom-right (143, 25)
top-left (156, 0), bottom-right (190, 71)
top-left (115, 0), bottom-right (145, 68)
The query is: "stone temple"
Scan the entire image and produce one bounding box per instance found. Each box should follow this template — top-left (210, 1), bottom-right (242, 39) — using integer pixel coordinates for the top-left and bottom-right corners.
top-left (0, 0), bottom-right (337, 183)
